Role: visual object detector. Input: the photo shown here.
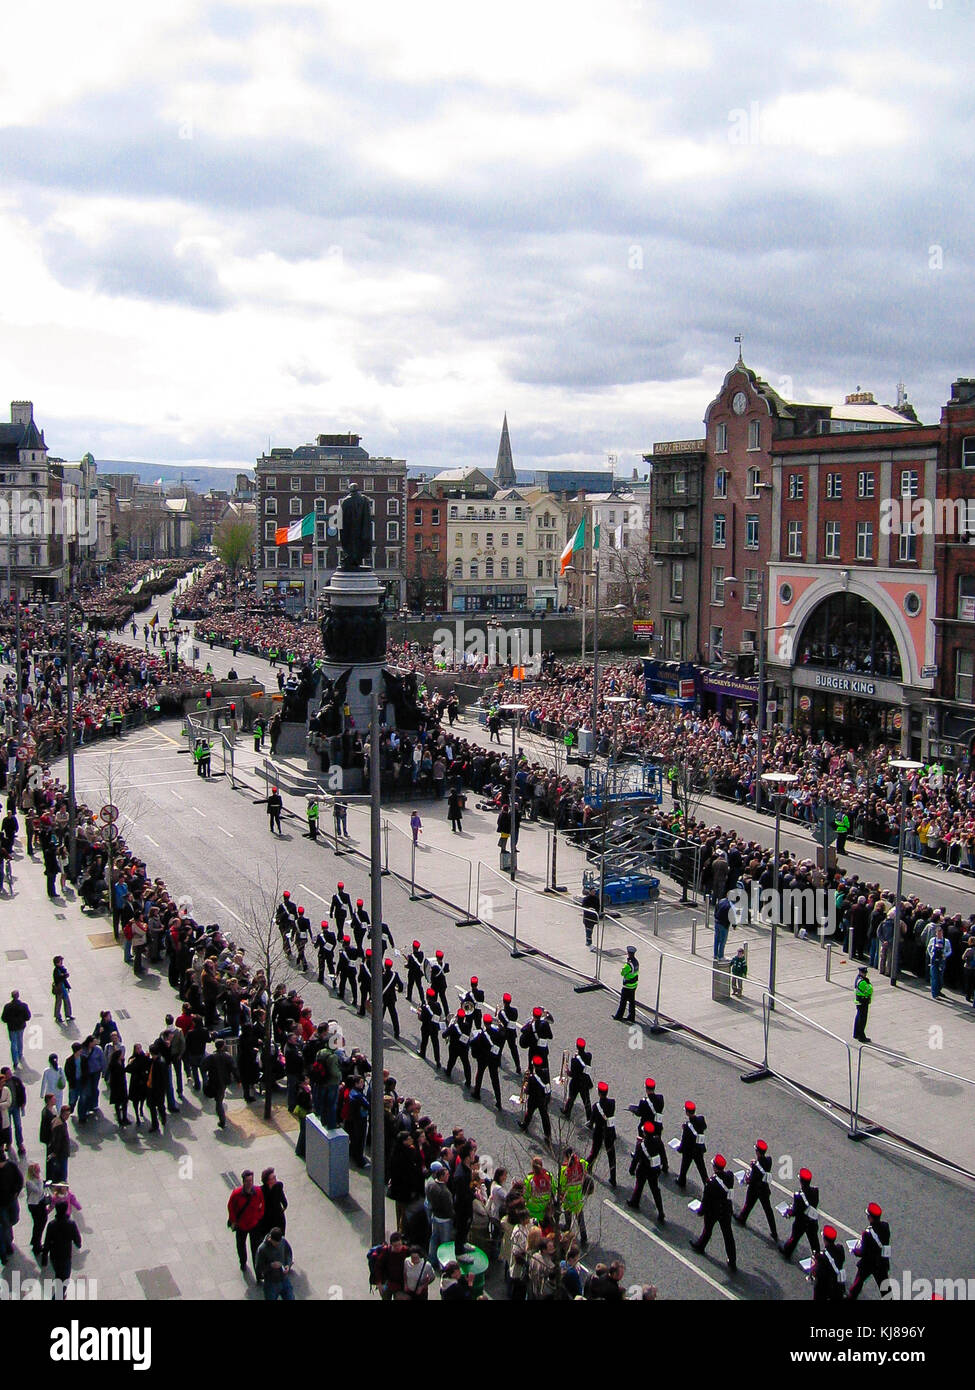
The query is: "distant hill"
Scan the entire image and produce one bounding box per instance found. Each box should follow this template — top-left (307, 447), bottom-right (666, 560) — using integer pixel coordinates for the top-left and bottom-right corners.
top-left (95, 461), bottom-right (253, 493)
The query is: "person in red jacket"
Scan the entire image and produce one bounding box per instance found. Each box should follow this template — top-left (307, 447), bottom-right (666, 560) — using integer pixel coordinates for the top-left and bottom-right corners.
top-left (228, 1169), bottom-right (266, 1276)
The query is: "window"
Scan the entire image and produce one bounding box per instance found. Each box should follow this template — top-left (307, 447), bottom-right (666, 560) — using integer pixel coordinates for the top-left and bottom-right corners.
top-left (470, 560), bottom-right (478, 579)
top-left (413, 534), bottom-right (423, 552)
top-left (387, 521), bottom-right (399, 541)
top-left (745, 514), bottom-right (759, 549)
top-left (748, 420), bottom-right (761, 450)
top-left (671, 562), bottom-right (684, 601)
top-left (264, 497), bottom-right (277, 515)
top-left (608, 511), bottom-right (616, 525)
top-left (485, 558), bottom-right (494, 578)
top-left (514, 508), bottom-right (524, 520)
top-left (537, 561), bottom-right (544, 578)
top-left (663, 616), bottom-right (683, 660)
top-left (856, 521), bottom-right (874, 559)
top-left (673, 472), bottom-right (687, 495)
top-left (449, 506), bottom-right (458, 520)
top-left (500, 557), bottom-right (509, 578)
top-left (289, 548), bottom-right (302, 569)
top-left (710, 625), bottom-right (724, 659)
top-left (485, 532), bottom-right (494, 548)
top-left (956, 650), bottom-right (974, 704)
top-left (546, 534), bottom-right (554, 550)
top-left (787, 521), bottom-right (803, 557)
top-left (743, 568), bottom-right (759, 608)
top-left (715, 423), bottom-right (728, 453)
top-left (431, 508), bottom-right (440, 525)
top-left (430, 537), bottom-right (440, 552)
top-left (672, 512), bottom-right (686, 543)
top-left (516, 533), bottom-right (524, 547)
top-left (546, 559), bottom-right (553, 578)
top-left (713, 514), bottom-right (727, 547)
top-left (264, 521), bottom-right (276, 540)
top-left (290, 496), bottom-right (302, 515)
top-left (388, 497), bottom-right (399, 516)
top-left (264, 548), bottom-right (277, 569)
top-left (363, 477), bottom-right (374, 491)
top-left (501, 533), bottom-right (509, 547)
top-left (714, 469), bottom-right (728, 498)
top-left (746, 466), bottom-right (761, 497)
top-left (291, 476), bottom-right (301, 491)
top-left (453, 559), bottom-right (463, 578)
top-left (470, 533), bottom-right (478, 547)
top-left (742, 629), bottom-right (757, 652)
top-left (515, 557), bottom-right (524, 578)
top-left (898, 524), bottom-right (917, 562)
top-left (315, 477), bottom-right (325, 490)
top-left (413, 508), bottom-right (422, 526)
top-left (857, 471), bottom-right (875, 499)
top-left (788, 473), bottom-right (804, 500)
top-left (499, 508), bottom-right (507, 519)
top-left (455, 532), bottom-right (463, 548)
top-left (900, 470), bottom-right (919, 498)
top-left (824, 521), bottom-right (841, 558)
top-left (316, 521), bottom-right (327, 542)
top-left (315, 496), bottom-right (327, 513)
top-left (711, 565), bottom-right (725, 604)
top-left (826, 473), bottom-right (842, 500)
top-left (264, 476), bottom-right (277, 490)
top-left (962, 437), bottom-right (975, 469)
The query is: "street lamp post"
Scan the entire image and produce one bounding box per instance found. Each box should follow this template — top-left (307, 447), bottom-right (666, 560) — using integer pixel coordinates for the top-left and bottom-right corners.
top-left (500, 703), bottom-right (527, 882)
top-left (590, 557), bottom-right (601, 751)
top-left (888, 758), bottom-right (923, 988)
top-left (761, 770), bottom-right (798, 1012)
top-left (593, 695), bottom-right (632, 984)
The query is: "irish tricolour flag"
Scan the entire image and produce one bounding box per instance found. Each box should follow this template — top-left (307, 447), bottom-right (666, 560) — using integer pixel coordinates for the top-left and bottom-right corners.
top-left (559, 518), bottom-right (585, 575)
top-left (275, 513), bottom-right (314, 545)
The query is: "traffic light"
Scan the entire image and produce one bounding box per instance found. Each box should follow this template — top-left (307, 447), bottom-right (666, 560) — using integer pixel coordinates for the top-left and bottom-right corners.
top-left (814, 805), bottom-right (838, 846)
top-left (229, 703), bottom-right (236, 718)
top-left (205, 689), bottom-right (212, 707)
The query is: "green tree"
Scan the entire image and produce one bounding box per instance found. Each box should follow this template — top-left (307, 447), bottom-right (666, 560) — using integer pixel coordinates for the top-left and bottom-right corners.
top-left (213, 516), bottom-right (254, 579)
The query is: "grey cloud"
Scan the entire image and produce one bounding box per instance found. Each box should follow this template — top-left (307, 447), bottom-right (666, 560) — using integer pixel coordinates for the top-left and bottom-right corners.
top-left (41, 222), bottom-right (230, 310)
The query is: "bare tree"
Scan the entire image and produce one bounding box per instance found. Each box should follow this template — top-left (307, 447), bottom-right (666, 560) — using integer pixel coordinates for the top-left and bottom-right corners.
top-left (232, 857), bottom-right (296, 1120)
top-left (213, 517), bottom-right (255, 582)
top-left (406, 545), bottom-right (447, 612)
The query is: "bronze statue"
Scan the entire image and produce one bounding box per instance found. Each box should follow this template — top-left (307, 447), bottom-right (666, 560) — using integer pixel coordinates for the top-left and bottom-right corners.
top-left (339, 482), bottom-right (373, 569)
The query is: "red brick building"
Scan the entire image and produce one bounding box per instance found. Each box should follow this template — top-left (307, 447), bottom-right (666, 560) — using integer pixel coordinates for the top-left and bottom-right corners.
top-left (932, 378), bottom-right (975, 761)
top-left (405, 477), bottom-right (447, 612)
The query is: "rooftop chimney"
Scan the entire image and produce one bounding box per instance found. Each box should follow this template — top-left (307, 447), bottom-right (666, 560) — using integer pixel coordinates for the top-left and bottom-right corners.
top-left (844, 390), bottom-right (876, 405)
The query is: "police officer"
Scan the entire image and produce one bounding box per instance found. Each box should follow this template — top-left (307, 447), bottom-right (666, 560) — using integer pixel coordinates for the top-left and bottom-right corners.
top-left (690, 1154), bottom-right (737, 1272)
top-left (443, 1008), bottom-right (472, 1087)
top-left (329, 882), bottom-right (353, 937)
top-left (676, 1101), bottom-right (708, 1190)
top-left (335, 935), bottom-right (358, 1007)
top-left (814, 1225), bottom-right (847, 1301)
top-left (853, 966), bottom-right (873, 1043)
top-left (627, 1121), bottom-right (666, 1221)
top-left (381, 957), bottom-right (404, 1039)
top-left (586, 1081), bottom-right (618, 1187)
top-left (417, 987), bottom-right (443, 1069)
top-left (406, 941), bottom-right (426, 1004)
top-left (780, 1168), bottom-right (821, 1262)
top-left (582, 886), bottom-right (600, 951)
top-left (470, 1012), bottom-right (504, 1110)
top-left (562, 1038), bottom-right (593, 1122)
top-left (612, 945), bottom-right (639, 1023)
top-left (253, 719), bottom-right (263, 753)
top-left (306, 795), bottom-right (319, 840)
top-left (496, 992), bottom-right (520, 1072)
top-left (847, 1202), bottom-right (891, 1300)
top-left (430, 950), bottom-right (450, 1015)
top-left (315, 920), bottom-right (336, 986)
top-left (265, 786), bottom-right (283, 835)
top-left (736, 1139), bottom-right (778, 1241)
top-left (519, 1055), bottom-right (552, 1143)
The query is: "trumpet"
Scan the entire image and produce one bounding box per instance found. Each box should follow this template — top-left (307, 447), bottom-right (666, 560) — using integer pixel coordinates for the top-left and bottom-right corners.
top-left (556, 1050), bottom-right (569, 1090)
top-left (510, 1070), bottom-right (531, 1115)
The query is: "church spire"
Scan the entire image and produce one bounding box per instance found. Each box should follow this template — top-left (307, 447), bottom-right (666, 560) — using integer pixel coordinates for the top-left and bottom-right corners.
top-left (494, 413), bottom-right (516, 488)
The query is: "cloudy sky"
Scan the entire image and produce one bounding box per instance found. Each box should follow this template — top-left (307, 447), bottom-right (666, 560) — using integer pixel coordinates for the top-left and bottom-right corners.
top-left (1, 0), bottom-right (972, 475)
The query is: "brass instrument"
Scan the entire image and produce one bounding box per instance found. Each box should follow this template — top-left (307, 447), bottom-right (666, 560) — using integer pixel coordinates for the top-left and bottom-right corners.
top-left (510, 1070), bottom-right (530, 1115)
top-left (556, 1050), bottom-right (569, 1090)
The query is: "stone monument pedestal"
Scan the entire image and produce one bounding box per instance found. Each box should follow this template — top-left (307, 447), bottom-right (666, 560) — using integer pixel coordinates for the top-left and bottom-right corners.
top-left (310, 567), bottom-right (388, 789)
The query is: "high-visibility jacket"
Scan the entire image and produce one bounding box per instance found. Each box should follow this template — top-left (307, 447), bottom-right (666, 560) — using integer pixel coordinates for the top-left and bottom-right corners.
top-left (558, 1158), bottom-right (589, 1213)
top-left (855, 977), bottom-right (873, 1006)
top-left (621, 961), bottom-right (639, 992)
top-left (523, 1170), bottom-right (553, 1220)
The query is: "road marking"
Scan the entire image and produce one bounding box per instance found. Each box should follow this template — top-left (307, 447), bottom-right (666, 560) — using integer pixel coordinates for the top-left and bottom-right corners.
top-left (172, 790), bottom-right (184, 801)
top-left (732, 1158), bottom-right (858, 1238)
top-left (192, 807), bottom-right (206, 818)
top-left (213, 897), bottom-right (245, 924)
top-left (144, 835), bottom-right (160, 848)
top-left (604, 1199), bottom-right (741, 1300)
top-left (218, 826), bottom-right (234, 838)
top-left (299, 884), bottom-right (330, 906)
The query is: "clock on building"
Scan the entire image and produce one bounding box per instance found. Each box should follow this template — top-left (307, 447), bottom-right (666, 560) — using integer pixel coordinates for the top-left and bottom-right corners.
top-left (732, 391), bottom-right (748, 415)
